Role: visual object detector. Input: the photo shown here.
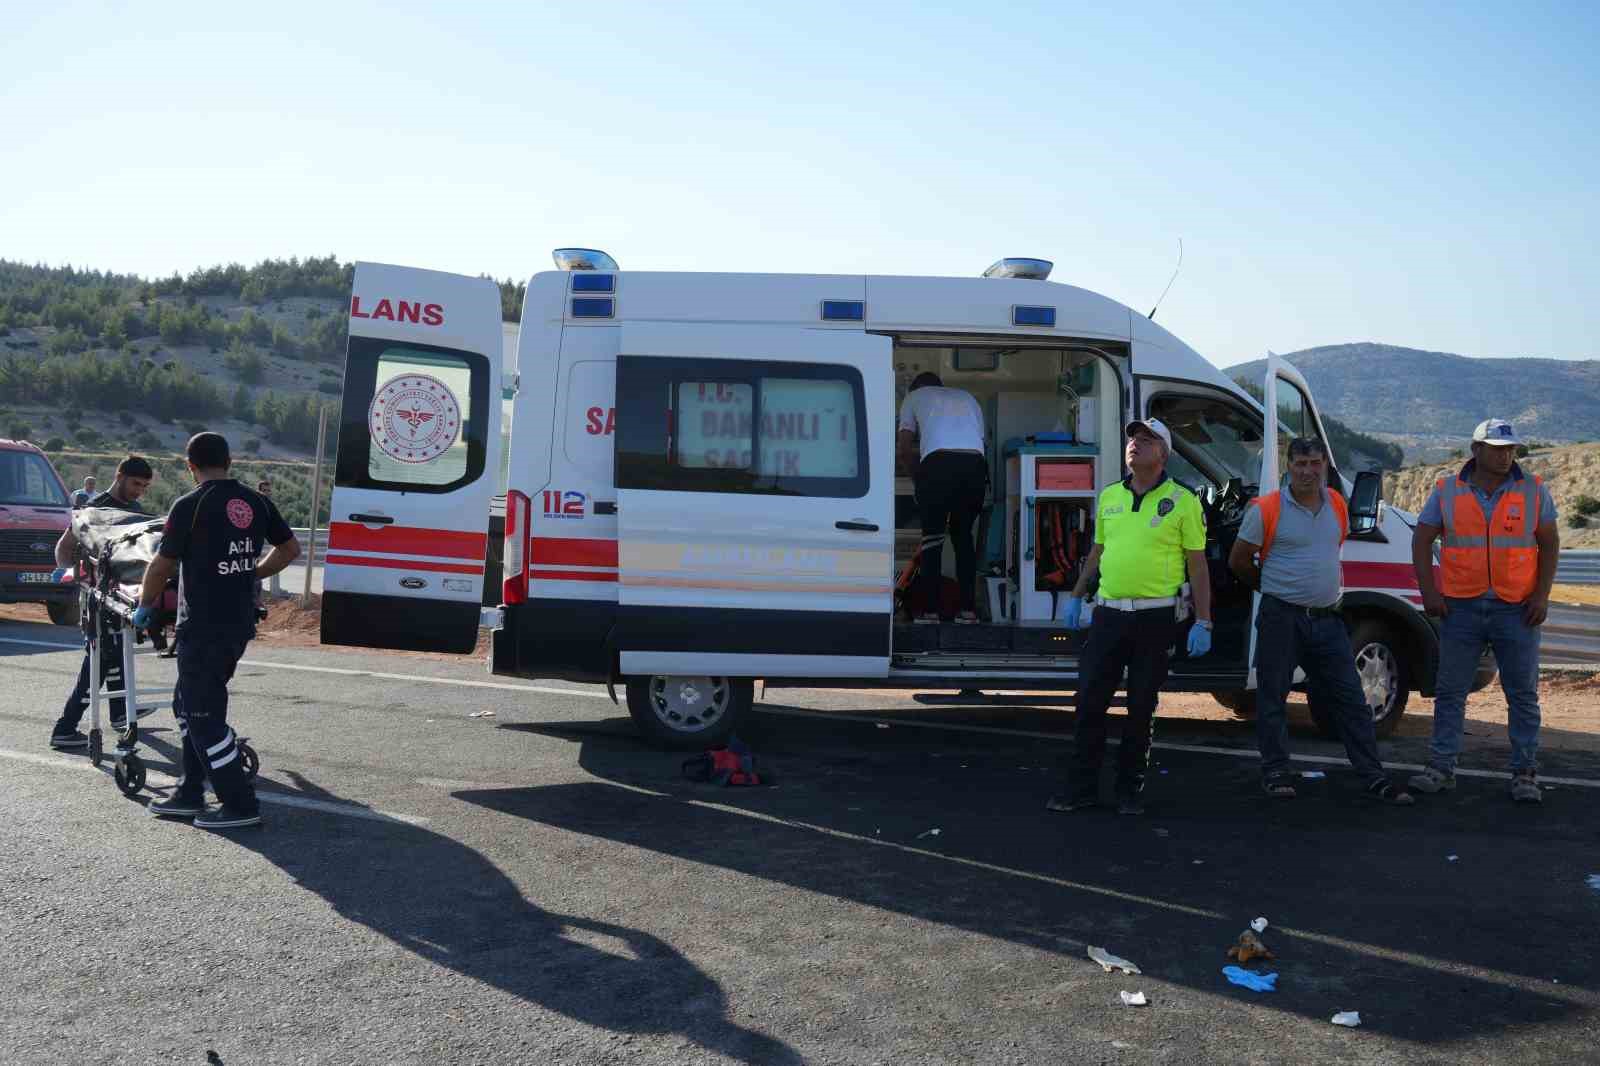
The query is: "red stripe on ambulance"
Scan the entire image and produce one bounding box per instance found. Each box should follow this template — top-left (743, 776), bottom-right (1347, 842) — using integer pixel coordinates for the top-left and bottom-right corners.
top-left (329, 522), bottom-right (487, 559)
top-left (324, 554), bottom-right (485, 575)
top-left (530, 537), bottom-right (618, 568)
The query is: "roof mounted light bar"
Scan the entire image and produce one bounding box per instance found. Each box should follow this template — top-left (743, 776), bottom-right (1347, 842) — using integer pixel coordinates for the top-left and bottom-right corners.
top-left (551, 248), bottom-right (619, 272)
top-left (982, 257), bottom-right (1053, 281)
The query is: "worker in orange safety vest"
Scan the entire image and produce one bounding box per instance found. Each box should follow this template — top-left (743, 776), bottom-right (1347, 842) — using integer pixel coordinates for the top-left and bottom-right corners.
top-left (1409, 418), bottom-right (1559, 804)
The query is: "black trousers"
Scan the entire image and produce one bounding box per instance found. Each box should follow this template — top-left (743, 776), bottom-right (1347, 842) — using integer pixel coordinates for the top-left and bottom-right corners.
top-left (914, 450), bottom-right (988, 615)
top-left (1254, 595), bottom-right (1386, 784)
top-left (56, 631), bottom-right (126, 732)
top-left (172, 627), bottom-right (257, 813)
top-left (1071, 605), bottom-right (1179, 798)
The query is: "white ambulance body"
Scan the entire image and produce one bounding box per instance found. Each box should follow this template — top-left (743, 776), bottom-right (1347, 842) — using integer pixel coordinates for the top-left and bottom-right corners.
top-left (321, 254), bottom-right (1480, 748)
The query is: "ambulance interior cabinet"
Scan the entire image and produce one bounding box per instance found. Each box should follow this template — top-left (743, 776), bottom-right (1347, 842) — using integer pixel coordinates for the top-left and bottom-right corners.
top-left (1004, 448), bottom-right (1097, 622)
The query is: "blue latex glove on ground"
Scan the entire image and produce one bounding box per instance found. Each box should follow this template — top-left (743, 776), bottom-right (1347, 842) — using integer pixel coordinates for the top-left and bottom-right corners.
top-left (1222, 966), bottom-right (1278, 992)
top-left (1186, 623), bottom-right (1212, 657)
top-left (1059, 596), bottom-right (1083, 629)
top-left (130, 605), bottom-right (153, 629)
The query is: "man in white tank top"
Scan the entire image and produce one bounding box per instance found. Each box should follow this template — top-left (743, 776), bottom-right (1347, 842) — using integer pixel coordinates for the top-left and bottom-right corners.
top-left (897, 372), bottom-right (988, 623)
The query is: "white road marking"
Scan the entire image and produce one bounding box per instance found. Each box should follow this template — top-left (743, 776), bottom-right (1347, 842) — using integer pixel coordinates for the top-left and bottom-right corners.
top-left (0, 747), bottom-right (427, 826)
top-left (600, 780), bottom-right (1597, 1005)
top-left (6, 636), bottom-right (1598, 789)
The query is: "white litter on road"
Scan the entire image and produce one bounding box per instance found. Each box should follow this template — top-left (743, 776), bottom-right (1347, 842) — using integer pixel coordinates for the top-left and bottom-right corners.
top-left (1251, 917), bottom-right (1269, 934)
top-left (1301, 770), bottom-right (1326, 779)
top-left (916, 827), bottom-right (942, 839)
top-left (1088, 946), bottom-right (1141, 975)
top-left (1586, 874), bottom-right (1600, 893)
top-left (1119, 991), bottom-right (1148, 1006)
top-left (1331, 1011), bottom-right (1362, 1027)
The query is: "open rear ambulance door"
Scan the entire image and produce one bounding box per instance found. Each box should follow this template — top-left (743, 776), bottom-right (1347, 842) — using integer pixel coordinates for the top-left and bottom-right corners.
top-left (320, 263), bottom-right (502, 653)
top-left (614, 323), bottom-right (894, 679)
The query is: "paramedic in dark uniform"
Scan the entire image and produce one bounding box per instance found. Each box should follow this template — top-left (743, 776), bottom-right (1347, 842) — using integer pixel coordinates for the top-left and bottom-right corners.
top-left (896, 371), bottom-right (987, 623)
top-left (1047, 419), bottom-right (1212, 815)
top-left (140, 433), bottom-right (300, 829)
top-left (47, 456), bottom-right (155, 749)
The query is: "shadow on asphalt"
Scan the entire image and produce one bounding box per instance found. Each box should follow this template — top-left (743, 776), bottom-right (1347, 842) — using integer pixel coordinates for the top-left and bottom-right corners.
top-left (114, 735), bottom-right (801, 1066)
top-left (463, 709), bottom-right (1597, 1046)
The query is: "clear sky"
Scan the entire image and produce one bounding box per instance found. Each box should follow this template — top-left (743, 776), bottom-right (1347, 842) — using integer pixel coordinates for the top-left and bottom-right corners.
top-left (3, 1), bottom-right (1594, 366)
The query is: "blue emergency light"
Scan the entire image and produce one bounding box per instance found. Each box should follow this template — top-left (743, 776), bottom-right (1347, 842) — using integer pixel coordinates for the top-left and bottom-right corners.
top-left (1012, 305), bottom-right (1056, 327)
top-left (571, 298), bottom-right (614, 318)
top-left (821, 300), bottom-right (864, 321)
top-left (571, 274), bottom-right (615, 293)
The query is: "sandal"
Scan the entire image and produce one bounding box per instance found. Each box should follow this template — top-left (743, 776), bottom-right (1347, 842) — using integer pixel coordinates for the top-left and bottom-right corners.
top-left (913, 613), bottom-right (941, 625)
top-left (1367, 779), bottom-right (1416, 806)
top-left (953, 611), bottom-right (979, 625)
top-left (1262, 773), bottom-right (1297, 799)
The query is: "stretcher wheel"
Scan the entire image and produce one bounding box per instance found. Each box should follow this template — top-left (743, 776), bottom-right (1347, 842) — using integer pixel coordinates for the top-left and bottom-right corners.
top-left (88, 729), bottom-right (103, 768)
top-left (239, 742), bottom-right (259, 780)
top-left (115, 755), bottom-right (146, 797)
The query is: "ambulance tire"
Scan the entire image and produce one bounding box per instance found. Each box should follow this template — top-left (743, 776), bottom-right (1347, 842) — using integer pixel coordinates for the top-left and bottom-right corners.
top-left (47, 599), bottom-right (80, 627)
top-left (1212, 690), bottom-right (1256, 719)
top-left (625, 675), bottom-right (751, 751)
top-left (1309, 619), bottom-right (1410, 740)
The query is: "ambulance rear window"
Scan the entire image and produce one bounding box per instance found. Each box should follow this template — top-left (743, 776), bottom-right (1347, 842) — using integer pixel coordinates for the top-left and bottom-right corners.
top-left (617, 356), bottom-right (868, 498)
top-left (335, 338), bottom-right (490, 495)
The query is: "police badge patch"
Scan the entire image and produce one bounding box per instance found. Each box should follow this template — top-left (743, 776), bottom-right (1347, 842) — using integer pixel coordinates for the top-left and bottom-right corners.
top-left (1156, 497), bottom-right (1175, 517)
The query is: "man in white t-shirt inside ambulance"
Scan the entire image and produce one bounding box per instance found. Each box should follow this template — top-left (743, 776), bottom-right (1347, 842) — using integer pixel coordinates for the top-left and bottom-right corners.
top-left (897, 372), bottom-right (988, 624)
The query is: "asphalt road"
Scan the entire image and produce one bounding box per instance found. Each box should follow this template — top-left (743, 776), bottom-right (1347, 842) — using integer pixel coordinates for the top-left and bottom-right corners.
top-left (2, 617), bottom-right (1597, 1065)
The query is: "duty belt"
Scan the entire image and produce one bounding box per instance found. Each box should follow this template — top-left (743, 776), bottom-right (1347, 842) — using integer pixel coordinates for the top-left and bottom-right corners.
top-left (1097, 595), bottom-right (1179, 612)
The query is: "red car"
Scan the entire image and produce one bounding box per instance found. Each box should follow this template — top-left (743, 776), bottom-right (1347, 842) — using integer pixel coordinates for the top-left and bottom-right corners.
top-left (0, 438), bottom-right (78, 625)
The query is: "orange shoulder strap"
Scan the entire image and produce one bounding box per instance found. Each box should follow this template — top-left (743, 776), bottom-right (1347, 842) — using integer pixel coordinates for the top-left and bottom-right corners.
top-left (1254, 491), bottom-right (1282, 560)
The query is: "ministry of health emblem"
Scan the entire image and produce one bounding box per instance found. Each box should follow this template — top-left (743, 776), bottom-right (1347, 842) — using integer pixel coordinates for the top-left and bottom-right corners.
top-left (370, 374), bottom-right (462, 464)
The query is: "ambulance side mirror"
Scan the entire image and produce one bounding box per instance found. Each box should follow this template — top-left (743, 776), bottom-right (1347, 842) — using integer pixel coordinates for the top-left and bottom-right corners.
top-left (1349, 470), bottom-right (1382, 536)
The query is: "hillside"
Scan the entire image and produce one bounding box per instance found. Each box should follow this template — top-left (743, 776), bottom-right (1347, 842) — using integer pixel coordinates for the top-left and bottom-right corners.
top-left (0, 258), bottom-right (524, 464)
top-left (1387, 442), bottom-right (1600, 548)
top-left (1228, 343), bottom-right (1600, 462)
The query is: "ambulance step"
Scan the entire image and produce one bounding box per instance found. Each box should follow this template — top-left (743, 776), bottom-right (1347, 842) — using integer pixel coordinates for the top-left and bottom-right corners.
top-left (892, 623), bottom-right (1086, 657)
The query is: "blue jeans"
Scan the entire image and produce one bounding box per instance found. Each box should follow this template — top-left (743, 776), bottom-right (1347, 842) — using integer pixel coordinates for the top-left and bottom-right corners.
top-left (1430, 596), bottom-right (1542, 773)
top-left (1253, 596), bottom-right (1386, 784)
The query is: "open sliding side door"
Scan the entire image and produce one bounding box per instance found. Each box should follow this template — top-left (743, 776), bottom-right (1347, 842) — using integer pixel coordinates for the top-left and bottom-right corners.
top-left (613, 323), bottom-right (894, 678)
top-left (320, 263), bottom-right (503, 653)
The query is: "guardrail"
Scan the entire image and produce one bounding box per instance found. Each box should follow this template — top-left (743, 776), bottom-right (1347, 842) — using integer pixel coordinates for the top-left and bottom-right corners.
top-left (1557, 550), bottom-right (1600, 586)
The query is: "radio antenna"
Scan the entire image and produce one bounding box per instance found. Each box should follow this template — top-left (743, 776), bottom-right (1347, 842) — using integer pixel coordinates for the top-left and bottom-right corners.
top-left (1147, 238), bottom-right (1183, 320)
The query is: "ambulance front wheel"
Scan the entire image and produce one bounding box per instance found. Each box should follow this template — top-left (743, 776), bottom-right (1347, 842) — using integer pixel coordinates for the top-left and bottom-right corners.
top-left (115, 755), bottom-right (146, 797)
top-left (625, 675), bottom-right (751, 751)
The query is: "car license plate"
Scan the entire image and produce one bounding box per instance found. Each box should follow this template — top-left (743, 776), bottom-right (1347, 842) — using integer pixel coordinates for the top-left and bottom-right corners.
top-left (17, 572), bottom-right (53, 583)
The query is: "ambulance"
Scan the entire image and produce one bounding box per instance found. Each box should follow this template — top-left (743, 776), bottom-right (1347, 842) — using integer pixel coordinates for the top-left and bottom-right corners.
top-left (321, 251), bottom-right (1487, 748)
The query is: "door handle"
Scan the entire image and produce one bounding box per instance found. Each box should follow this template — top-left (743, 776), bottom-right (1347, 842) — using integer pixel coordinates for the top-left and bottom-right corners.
top-left (349, 513), bottom-right (395, 525)
top-left (835, 520), bottom-right (879, 532)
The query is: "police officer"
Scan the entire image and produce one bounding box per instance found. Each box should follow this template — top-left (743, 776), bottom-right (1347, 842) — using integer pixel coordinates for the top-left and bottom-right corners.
top-left (140, 433), bottom-right (300, 829)
top-left (1408, 418), bottom-right (1558, 804)
top-left (1229, 437), bottom-right (1413, 804)
top-left (1047, 419), bottom-right (1212, 815)
top-left (48, 456), bottom-right (156, 750)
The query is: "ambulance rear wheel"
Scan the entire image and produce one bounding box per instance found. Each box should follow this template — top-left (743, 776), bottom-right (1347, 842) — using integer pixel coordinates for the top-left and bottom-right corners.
top-left (626, 675), bottom-right (750, 750)
top-left (115, 755), bottom-right (146, 797)
top-left (239, 743), bottom-right (259, 780)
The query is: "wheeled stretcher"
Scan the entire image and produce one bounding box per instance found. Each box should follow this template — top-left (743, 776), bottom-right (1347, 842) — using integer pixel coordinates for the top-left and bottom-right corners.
top-left (72, 509), bottom-right (258, 797)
